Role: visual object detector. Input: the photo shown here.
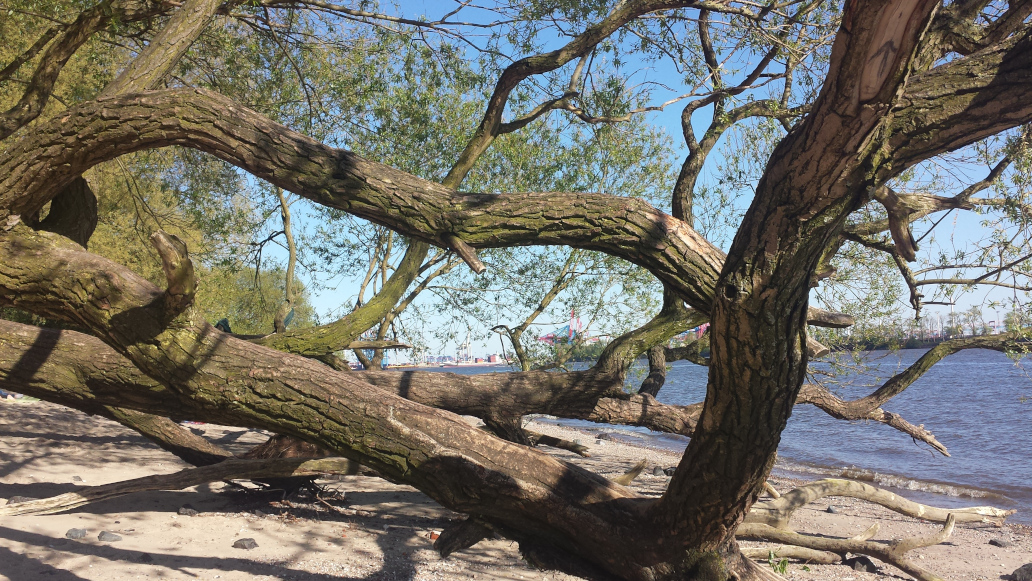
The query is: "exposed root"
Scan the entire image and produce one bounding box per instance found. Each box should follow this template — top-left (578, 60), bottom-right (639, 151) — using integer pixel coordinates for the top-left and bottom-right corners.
top-left (738, 515), bottom-right (955, 581)
top-left (527, 430), bottom-right (591, 456)
top-left (748, 478), bottom-right (1013, 529)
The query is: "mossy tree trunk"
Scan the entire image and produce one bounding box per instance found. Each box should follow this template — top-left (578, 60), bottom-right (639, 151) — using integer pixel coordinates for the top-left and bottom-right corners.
top-left (2, 0), bottom-right (1032, 577)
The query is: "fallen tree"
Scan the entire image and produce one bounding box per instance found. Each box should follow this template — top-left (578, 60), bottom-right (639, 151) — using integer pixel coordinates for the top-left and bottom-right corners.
top-left (2, 0), bottom-right (1032, 579)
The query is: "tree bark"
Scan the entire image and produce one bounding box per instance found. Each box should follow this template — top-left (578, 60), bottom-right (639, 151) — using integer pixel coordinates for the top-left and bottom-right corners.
top-left (3, 3), bottom-right (1032, 577)
top-left (638, 345), bottom-right (667, 397)
top-left (652, 0), bottom-right (944, 555)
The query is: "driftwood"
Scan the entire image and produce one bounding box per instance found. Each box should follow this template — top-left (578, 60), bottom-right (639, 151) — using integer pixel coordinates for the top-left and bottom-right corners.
top-left (747, 478), bottom-right (1014, 528)
top-left (738, 516), bottom-right (955, 581)
top-left (738, 478), bottom-right (1016, 581)
top-left (740, 546), bottom-right (839, 564)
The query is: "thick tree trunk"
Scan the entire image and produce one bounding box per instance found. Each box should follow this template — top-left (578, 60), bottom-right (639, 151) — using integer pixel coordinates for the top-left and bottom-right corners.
top-left (649, 0), bottom-right (945, 559)
top-left (4, 3), bottom-right (1031, 576)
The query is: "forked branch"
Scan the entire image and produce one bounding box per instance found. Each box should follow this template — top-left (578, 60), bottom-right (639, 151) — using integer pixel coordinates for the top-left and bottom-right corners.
top-left (738, 516), bottom-right (955, 581)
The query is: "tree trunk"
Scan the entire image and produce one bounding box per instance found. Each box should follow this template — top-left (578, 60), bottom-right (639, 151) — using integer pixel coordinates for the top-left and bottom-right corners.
top-left (637, 345), bottom-right (667, 397)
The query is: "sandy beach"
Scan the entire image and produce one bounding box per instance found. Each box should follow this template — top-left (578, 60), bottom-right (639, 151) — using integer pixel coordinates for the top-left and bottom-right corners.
top-left (0, 399), bottom-right (1028, 581)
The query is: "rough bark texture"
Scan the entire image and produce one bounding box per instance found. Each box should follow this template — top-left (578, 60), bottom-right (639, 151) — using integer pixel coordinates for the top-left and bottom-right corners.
top-left (3, 2), bottom-right (1032, 578)
top-left (98, 0), bottom-right (224, 98)
top-left (0, 89), bottom-right (727, 312)
top-left (0, 229), bottom-right (673, 579)
top-left (653, 0), bottom-right (945, 556)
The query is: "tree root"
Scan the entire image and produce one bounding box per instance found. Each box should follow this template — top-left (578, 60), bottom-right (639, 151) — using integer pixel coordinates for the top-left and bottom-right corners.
top-left (739, 477), bottom-right (1017, 581)
top-left (0, 457), bottom-right (368, 516)
top-left (747, 478), bottom-right (1014, 529)
top-left (526, 430), bottom-right (591, 456)
top-left (738, 515), bottom-right (955, 581)
top-left (740, 546), bottom-right (839, 564)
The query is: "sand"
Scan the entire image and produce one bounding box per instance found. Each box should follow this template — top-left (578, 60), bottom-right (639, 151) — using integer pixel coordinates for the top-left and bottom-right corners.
top-left (0, 399), bottom-right (1028, 581)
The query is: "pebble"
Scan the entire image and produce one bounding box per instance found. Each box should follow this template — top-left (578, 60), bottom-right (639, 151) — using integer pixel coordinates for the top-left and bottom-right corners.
top-left (98, 531), bottom-right (122, 542)
top-left (7, 496), bottom-right (34, 504)
top-left (652, 466), bottom-right (665, 477)
top-left (65, 528), bottom-right (88, 540)
top-left (1014, 563), bottom-right (1032, 581)
top-left (663, 467), bottom-right (677, 476)
top-left (233, 538), bottom-right (258, 550)
top-left (178, 505), bottom-right (199, 516)
top-left (990, 538), bottom-right (1015, 548)
top-left (826, 505), bottom-right (839, 514)
top-left (72, 476), bottom-right (83, 482)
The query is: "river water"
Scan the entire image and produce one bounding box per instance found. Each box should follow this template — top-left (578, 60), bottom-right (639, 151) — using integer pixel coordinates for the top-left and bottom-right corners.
top-left (431, 348), bottom-right (1032, 523)
top-left (650, 349), bottom-right (1032, 523)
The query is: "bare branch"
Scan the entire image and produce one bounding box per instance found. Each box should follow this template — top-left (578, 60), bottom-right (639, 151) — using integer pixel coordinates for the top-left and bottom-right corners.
top-left (443, 0), bottom-right (703, 186)
top-left (738, 518), bottom-right (955, 581)
top-left (0, 24), bottom-right (63, 83)
top-left (445, 234), bottom-right (486, 274)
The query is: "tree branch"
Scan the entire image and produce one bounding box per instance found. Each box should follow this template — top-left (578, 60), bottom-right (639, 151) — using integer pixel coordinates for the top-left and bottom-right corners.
top-left (442, 0), bottom-right (702, 186)
top-left (252, 241), bottom-right (430, 356)
top-left (99, 0), bottom-right (223, 98)
top-left (889, 27), bottom-right (1032, 176)
top-left (0, 0), bottom-right (167, 140)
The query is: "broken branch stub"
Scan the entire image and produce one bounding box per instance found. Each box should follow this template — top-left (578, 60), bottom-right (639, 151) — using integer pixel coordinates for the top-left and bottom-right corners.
top-left (150, 231), bottom-right (196, 316)
top-left (445, 234), bottom-right (486, 274)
